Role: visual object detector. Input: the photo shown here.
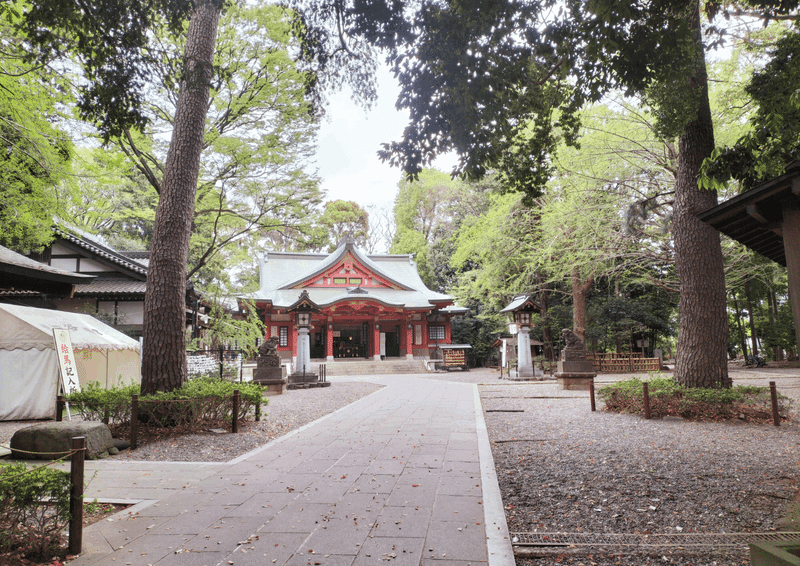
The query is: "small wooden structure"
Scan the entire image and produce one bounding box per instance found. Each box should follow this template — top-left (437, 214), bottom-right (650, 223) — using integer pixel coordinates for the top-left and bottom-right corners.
top-left (436, 344), bottom-right (471, 371)
top-left (586, 352), bottom-right (661, 373)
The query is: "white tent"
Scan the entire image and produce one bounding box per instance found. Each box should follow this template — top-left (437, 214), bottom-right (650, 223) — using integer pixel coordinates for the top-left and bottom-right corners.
top-left (0, 303), bottom-right (141, 421)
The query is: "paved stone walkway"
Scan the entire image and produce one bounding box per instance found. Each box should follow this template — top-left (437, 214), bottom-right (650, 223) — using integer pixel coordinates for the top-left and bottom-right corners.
top-left (68, 376), bottom-right (513, 566)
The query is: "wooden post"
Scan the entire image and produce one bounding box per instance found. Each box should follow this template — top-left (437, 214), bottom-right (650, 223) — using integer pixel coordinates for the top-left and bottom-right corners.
top-left (643, 382), bottom-right (651, 420)
top-left (589, 378), bottom-right (596, 412)
top-left (232, 389), bottom-right (240, 433)
top-left (68, 436), bottom-right (85, 555)
top-left (130, 394), bottom-right (138, 450)
top-left (56, 396), bottom-right (64, 422)
top-left (770, 381), bottom-right (780, 427)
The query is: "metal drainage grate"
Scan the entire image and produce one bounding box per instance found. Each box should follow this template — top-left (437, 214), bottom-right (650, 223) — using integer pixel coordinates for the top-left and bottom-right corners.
top-left (511, 531), bottom-right (800, 550)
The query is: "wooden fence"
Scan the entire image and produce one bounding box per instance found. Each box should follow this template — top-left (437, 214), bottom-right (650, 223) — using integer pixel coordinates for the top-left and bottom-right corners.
top-left (586, 352), bottom-right (661, 373)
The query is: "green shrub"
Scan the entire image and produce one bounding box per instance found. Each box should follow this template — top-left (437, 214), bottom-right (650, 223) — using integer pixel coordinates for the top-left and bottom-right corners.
top-left (65, 377), bottom-right (267, 432)
top-left (0, 463), bottom-right (71, 562)
top-left (598, 375), bottom-right (792, 421)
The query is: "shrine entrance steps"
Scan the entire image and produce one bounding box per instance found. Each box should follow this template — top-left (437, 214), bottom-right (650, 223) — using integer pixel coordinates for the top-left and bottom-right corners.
top-left (314, 358), bottom-right (426, 376)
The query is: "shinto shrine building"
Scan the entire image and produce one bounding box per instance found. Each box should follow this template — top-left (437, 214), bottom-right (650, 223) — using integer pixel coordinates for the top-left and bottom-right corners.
top-left (248, 239), bottom-right (468, 364)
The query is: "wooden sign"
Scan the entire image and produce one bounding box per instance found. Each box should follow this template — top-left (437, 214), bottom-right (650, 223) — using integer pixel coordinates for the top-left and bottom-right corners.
top-left (53, 328), bottom-right (80, 394)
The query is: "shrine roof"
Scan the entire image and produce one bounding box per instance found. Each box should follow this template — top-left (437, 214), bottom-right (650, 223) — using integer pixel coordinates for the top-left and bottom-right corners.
top-left (248, 240), bottom-right (457, 311)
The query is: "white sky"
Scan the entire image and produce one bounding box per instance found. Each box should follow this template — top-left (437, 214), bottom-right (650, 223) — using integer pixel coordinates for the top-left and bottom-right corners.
top-left (313, 62), bottom-right (457, 212)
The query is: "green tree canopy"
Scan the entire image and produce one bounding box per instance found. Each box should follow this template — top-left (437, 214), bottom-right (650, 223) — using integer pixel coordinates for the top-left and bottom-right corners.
top-left (0, 4), bottom-right (72, 252)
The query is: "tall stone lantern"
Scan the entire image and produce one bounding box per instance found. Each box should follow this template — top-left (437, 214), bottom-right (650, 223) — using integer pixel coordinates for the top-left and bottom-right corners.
top-left (287, 290), bottom-right (320, 382)
top-left (500, 295), bottom-right (540, 379)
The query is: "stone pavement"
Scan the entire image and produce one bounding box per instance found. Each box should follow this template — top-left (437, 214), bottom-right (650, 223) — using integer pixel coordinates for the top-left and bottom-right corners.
top-left (67, 375), bottom-right (514, 566)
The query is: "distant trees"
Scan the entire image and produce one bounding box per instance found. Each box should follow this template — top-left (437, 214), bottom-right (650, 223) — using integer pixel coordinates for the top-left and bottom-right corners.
top-left (317, 200), bottom-right (369, 251)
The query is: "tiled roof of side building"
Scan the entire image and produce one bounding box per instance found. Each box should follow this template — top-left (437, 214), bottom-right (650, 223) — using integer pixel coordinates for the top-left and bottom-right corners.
top-left (54, 222), bottom-right (148, 276)
top-left (0, 245), bottom-right (94, 284)
top-left (73, 279), bottom-right (148, 296)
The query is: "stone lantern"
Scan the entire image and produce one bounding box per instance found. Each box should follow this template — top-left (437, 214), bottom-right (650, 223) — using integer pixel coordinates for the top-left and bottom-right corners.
top-left (500, 295), bottom-right (540, 379)
top-left (286, 290), bottom-right (320, 383)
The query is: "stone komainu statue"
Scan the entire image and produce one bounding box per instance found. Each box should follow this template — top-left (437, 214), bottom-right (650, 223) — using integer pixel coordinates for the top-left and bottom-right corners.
top-left (257, 336), bottom-right (281, 367)
top-left (561, 328), bottom-right (585, 352)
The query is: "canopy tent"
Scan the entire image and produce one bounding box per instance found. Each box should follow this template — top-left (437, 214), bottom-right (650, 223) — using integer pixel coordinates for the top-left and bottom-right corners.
top-left (0, 303), bottom-right (141, 420)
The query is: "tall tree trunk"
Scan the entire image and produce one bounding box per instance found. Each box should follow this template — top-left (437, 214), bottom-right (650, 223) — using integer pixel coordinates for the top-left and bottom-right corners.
top-left (744, 279), bottom-right (758, 357)
top-left (733, 291), bottom-right (748, 359)
top-left (571, 268), bottom-right (593, 344)
top-left (673, 2), bottom-right (730, 388)
top-left (141, 0), bottom-right (221, 395)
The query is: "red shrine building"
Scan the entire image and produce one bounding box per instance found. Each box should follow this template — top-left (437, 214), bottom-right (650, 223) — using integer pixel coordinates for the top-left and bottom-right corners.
top-left (248, 239), bottom-right (468, 364)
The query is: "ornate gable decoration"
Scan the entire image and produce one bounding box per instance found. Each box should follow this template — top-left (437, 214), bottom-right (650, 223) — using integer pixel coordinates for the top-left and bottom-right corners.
top-left (295, 252), bottom-right (403, 290)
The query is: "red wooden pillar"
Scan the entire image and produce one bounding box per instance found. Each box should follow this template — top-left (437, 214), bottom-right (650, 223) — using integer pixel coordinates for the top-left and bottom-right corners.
top-left (373, 321), bottom-right (381, 360)
top-left (445, 318), bottom-right (452, 344)
top-left (263, 314), bottom-right (271, 340)
top-left (326, 320), bottom-right (334, 360)
top-left (291, 325), bottom-right (298, 358)
top-left (405, 320), bottom-right (413, 358)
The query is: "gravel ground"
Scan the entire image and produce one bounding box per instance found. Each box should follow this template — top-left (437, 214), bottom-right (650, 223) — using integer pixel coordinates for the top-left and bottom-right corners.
top-left (3, 365), bottom-right (800, 565)
top-left (484, 365), bottom-right (800, 566)
top-left (0, 379), bottom-right (385, 462)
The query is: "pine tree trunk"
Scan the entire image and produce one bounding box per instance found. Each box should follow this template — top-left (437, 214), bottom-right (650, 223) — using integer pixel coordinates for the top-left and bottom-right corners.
top-left (140, 0), bottom-right (221, 395)
top-left (673, 2), bottom-right (730, 388)
top-left (571, 268), bottom-right (593, 345)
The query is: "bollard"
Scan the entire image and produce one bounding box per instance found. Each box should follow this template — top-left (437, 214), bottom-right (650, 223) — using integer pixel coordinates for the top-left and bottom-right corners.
top-left (56, 395), bottom-right (64, 422)
top-left (130, 395), bottom-right (138, 450)
top-left (770, 381), bottom-right (780, 427)
top-left (69, 436), bottom-right (85, 555)
top-left (232, 390), bottom-right (240, 433)
top-left (643, 382), bottom-right (651, 420)
top-left (589, 378), bottom-right (596, 412)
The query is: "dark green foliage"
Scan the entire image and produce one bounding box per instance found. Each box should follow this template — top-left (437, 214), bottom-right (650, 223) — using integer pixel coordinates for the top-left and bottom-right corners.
top-left (598, 376), bottom-right (792, 421)
top-left (17, 0), bottom-right (203, 142)
top-left (0, 463), bottom-right (71, 562)
top-left (703, 28), bottom-right (800, 189)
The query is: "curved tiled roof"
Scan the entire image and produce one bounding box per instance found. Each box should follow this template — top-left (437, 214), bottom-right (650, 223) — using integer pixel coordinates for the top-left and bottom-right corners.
top-left (249, 240), bottom-right (457, 312)
top-left (73, 280), bottom-right (148, 296)
top-left (0, 245), bottom-right (94, 285)
top-left (55, 224), bottom-right (147, 276)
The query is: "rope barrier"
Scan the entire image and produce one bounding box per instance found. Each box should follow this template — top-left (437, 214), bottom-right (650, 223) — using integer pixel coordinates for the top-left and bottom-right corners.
top-left (0, 448), bottom-right (84, 480)
top-left (0, 445), bottom-right (86, 456)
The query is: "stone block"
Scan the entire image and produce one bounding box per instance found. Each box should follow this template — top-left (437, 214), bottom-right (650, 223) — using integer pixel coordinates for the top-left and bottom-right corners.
top-left (11, 421), bottom-right (115, 460)
top-left (557, 375), bottom-right (595, 391)
top-left (253, 366), bottom-right (284, 382)
top-left (557, 359), bottom-right (595, 373)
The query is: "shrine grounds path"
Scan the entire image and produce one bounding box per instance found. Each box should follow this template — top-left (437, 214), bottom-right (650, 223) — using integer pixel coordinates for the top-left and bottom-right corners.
top-left (3, 366), bottom-right (800, 565)
top-left (54, 373), bottom-right (516, 566)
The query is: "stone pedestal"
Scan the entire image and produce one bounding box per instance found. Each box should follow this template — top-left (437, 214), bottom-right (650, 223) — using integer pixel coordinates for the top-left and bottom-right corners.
top-left (554, 328), bottom-right (596, 391)
top-left (517, 326), bottom-right (534, 378)
top-left (296, 327), bottom-right (312, 375)
top-left (253, 336), bottom-right (287, 394)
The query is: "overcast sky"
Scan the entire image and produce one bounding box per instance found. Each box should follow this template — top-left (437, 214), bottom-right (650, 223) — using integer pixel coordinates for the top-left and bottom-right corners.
top-left (313, 62), bottom-right (457, 214)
